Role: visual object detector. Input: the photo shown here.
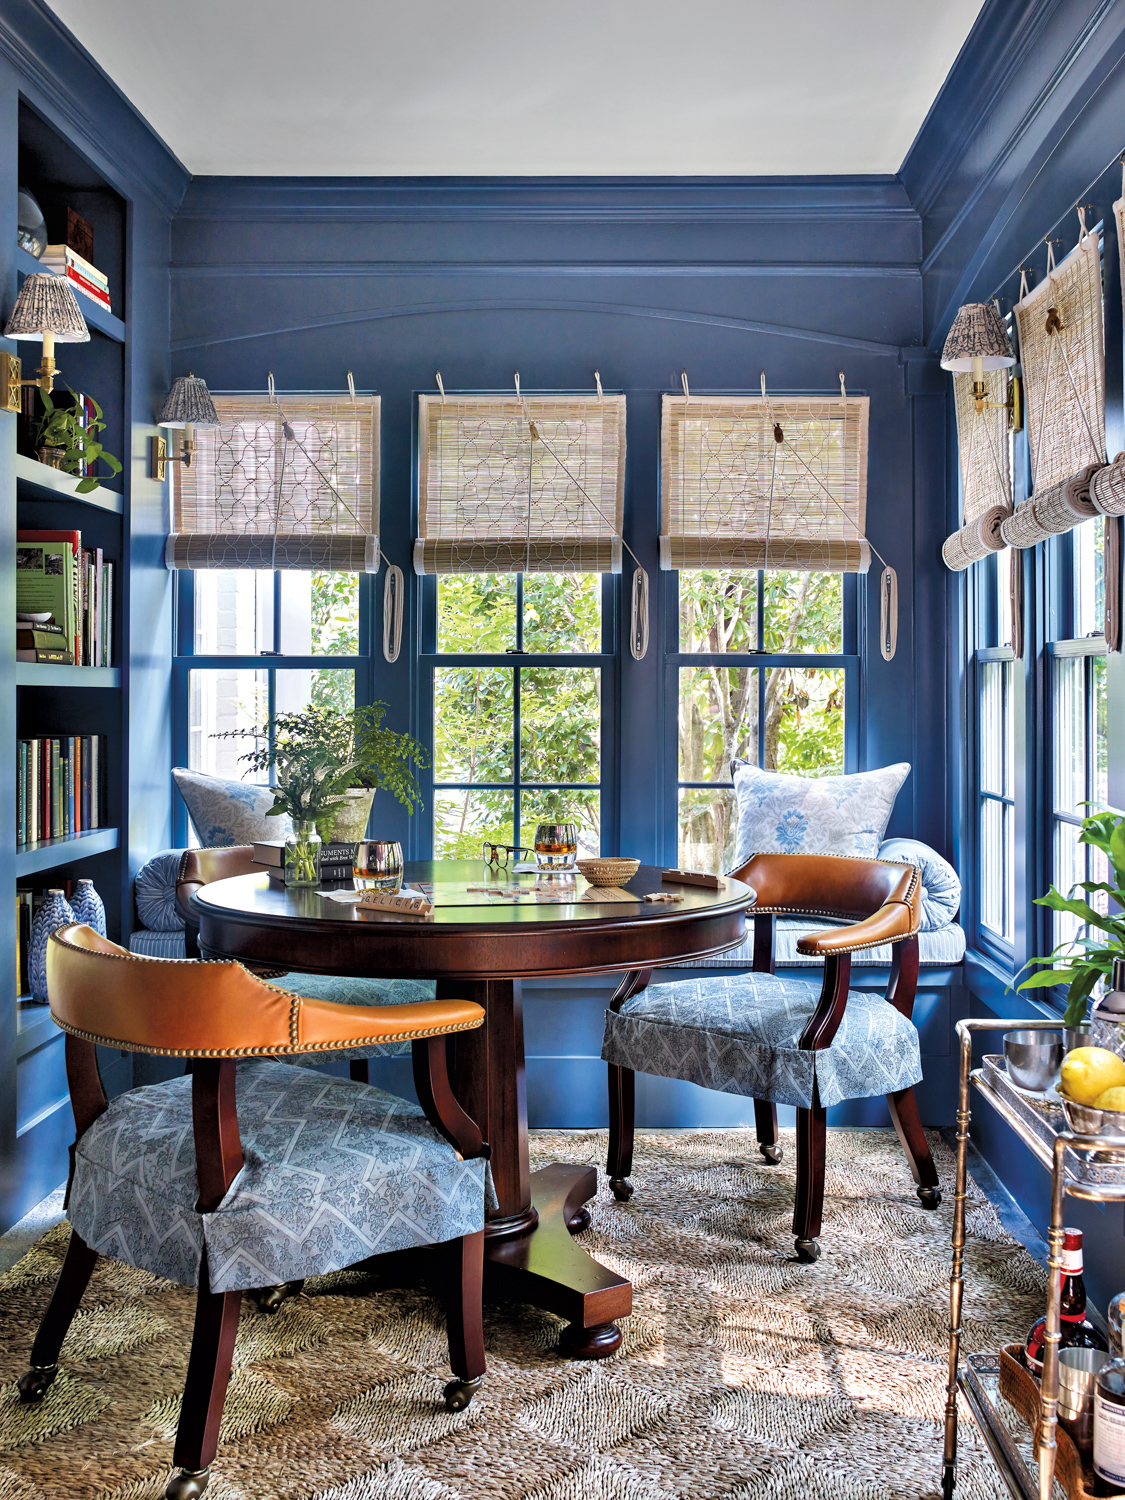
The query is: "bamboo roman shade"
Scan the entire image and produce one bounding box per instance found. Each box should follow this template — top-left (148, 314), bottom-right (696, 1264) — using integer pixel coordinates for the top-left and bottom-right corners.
top-left (941, 370), bottom-right (1013, 571)
top-left (659, 394), bottom-right (871, 573)
top-left (166, 396), bottom-right (380, 571)
top-left (414, 393), bottom-right (626, 575)
top-left (1001, 232), bottom-right (1106, 551)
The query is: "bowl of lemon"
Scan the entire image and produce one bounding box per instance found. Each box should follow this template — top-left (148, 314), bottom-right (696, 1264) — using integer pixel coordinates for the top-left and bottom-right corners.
top-left (1052, 1047), bottom-right (1125, 1144)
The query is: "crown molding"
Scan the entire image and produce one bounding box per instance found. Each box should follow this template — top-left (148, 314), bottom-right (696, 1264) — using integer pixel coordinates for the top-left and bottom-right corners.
top-left (0, 0), bottom-right (189, 217)
top-left (175, 175), bottom-right (917, 227)
top-left (171, 259), bottom-right (920, 280)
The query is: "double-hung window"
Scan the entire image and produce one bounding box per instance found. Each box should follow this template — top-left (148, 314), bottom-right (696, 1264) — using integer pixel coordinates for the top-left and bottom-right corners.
top-left (415, 392), bottom-right (624, 858)
top-left (1048, 519), bottom-right (1109, 952)
top-left (974, 547), bottom-right (1016, 951)
top-left (672, 569), bottom-right (857, 871)
top-left (170, 395), bottom-right (378, 842)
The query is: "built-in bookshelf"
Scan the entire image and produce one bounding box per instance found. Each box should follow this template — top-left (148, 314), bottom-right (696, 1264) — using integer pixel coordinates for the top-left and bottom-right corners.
top-left (4, 98), bottom-right (131, 1222)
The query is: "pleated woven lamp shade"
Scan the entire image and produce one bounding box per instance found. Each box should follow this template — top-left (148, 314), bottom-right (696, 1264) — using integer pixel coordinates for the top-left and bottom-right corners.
top-left (940, 303), bottom-right (1014, 371)
top-left (157, 375), bottom-right (219, 428)
top-left (4, 272), bottom-right (89, 342)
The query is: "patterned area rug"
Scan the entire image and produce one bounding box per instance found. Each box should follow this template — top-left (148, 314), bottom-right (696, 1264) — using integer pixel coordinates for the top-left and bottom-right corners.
top-left (0, 1129), bottom-right (1041, 1500)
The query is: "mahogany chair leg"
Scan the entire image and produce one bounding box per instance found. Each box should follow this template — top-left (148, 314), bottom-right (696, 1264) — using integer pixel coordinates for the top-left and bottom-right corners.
top-left (167, 1280), bottom-right (242, 1500)
top-left (18, 1229), bottom-right (99, 1403)
top-left (349, 1060), bottom-right (370, 1084)
top-left (753, 1099), bottom-right (782, 1164)
top-left (442, 1229), bottom-right (485, 1412)
top-left (793, 1090), bottom-right (827, 1263)
top-left (607, 1064), bottom-right (635, 1202)
top-left (887, 1085), bottom-right (942, 1208)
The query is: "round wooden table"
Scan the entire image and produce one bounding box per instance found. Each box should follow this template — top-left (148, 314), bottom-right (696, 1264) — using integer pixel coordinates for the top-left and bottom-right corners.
top-left (193, 859), bottom-right (754, 1356)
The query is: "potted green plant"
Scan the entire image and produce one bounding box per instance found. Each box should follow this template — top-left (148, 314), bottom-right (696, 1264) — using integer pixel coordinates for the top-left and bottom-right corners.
top-left (218, 702), bottom-right (429, 848)
top-left (1016, 808), bottom-right (1125, 1041)
top-left (34, 389), bottom-right (123, 494)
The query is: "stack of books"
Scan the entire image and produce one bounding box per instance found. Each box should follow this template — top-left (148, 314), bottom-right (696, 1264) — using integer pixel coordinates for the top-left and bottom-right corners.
top-left (17, 529), bottom-right (114, 665)
top-left (252, 839), bottom-right (358, 883)
top-left (40, 244), bottom-right (111, 314)
top-left (17, 735), bottom-right (106, 845)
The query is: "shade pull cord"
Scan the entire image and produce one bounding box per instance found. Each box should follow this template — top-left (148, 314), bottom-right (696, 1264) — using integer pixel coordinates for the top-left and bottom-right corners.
top-left (1078, 203), bottom-right (1090, 243)
top-left (268, 371), bottom-right (276, 403)
top-left (681, 370), bottom-right (690, 399)
top-left (347, 370), bottom-right (356, 402)
top-left (435, 371), bottom-right (445, 403)
top-left (630, 566), bottom-right (650, 661)
top-left (594, 369), bottom-right (603, 402)
top-left (879, 566), bottom-right (898, 662)
top-left (839, 371), bottom-right (847, 399)
top-left (1019, 268), bottom-right (1030, 301)
top-left (383, 563), bottom-right (404, 662)
top-left (1046, 237), bottom-right (1058, 276)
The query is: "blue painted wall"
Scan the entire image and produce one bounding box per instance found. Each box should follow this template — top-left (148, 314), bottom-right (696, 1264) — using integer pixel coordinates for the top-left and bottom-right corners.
top-left (169, 175), bottom-right (957, 1128)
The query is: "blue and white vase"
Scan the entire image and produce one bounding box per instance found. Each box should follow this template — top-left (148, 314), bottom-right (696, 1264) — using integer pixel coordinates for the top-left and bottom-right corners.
top-left (70, 878), bottom-right (106, 936)
top-left (29, 888), bottom-right (75, 1004)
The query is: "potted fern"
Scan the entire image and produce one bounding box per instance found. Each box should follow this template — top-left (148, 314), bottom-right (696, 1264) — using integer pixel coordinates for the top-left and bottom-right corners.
top-left (34, 389), bottom-right (123, 493)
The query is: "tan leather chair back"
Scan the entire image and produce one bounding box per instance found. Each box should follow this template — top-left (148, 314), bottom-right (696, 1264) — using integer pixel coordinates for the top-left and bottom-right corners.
top-left (734, 852), bottom-right (921, 935)
top-left (47, 924), bottom-right (483, 1058)
top-left (175, 846), bottom-right (258, 928)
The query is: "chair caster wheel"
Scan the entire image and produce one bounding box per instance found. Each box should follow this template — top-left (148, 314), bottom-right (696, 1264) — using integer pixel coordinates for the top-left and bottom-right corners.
top-left (917, 1185), bottom-right (942, 1210)
top-left (249, 1280), bottom-right (301, 1314)
top-left (164, 1468), bottom-right (210, 1500)
top-left (609, 1177), bottom-right (633, 1202)
top-left (795, 1238), bottom-right (820, 1263)
top-left (443, 1376), bottom-right (483, 1412)
top-left (758, 1142), bottom-right (783, 1165)
top-left (17, 1365), bottom-right (57, 1404)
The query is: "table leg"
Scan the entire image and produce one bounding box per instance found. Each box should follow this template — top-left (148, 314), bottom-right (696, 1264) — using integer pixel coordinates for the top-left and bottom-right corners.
top-left (443, 978), bottom-right (633, 1356)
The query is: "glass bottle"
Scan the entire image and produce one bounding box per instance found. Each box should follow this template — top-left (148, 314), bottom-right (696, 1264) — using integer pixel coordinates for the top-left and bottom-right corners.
top-left (284, 821), bottom-right (322, 887)
top-left (1026, 1228), bottom-right (1108, 1375)
top-left (1110, 1290), bottom-right (1125, 1359)
top-left (1094, 1358), bottom-right (1125, 1491)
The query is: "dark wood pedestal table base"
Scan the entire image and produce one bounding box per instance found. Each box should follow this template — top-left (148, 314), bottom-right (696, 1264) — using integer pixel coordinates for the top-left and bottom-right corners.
top-left (193, 861), bottom-right (754, 1358)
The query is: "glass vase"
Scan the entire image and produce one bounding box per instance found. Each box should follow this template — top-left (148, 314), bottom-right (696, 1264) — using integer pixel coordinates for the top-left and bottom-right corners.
top-left (284, 821), bottom-right (322, 887)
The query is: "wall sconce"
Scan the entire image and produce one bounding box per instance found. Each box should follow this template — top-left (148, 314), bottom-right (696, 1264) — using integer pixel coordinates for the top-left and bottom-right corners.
top-left (0, 272), bottom-right (90, 411)
top-left (941, 301), bottom-right (1021, 426)
top-left (151, 374), bottom-right (220, 480)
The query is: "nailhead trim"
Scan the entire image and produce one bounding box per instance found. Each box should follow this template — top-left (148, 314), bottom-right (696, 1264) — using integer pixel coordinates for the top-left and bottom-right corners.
top-left (743, 857), bottom-right (921, 942)
top-left (53, 1015), bottom-right (483, 1059)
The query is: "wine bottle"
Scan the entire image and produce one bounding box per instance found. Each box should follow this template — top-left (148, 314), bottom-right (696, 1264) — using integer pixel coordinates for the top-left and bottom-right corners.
top-left (1026, 1228), bottom-right (1108, 1375)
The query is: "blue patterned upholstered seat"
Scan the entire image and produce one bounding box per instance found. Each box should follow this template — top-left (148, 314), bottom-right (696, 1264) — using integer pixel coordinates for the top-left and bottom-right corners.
top-left (601, 973), bottom-right (922, 1110)
top-left (68, 1059), bottom-right (495, 1293)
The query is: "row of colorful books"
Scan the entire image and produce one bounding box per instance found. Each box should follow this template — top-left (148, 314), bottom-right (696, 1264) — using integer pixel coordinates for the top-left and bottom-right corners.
top-left (40, 244), bottom-right (111, 314)
top-left (17, 735), bottom-right (106, 847)
top-left (16, 528), bottom-right (114, 665)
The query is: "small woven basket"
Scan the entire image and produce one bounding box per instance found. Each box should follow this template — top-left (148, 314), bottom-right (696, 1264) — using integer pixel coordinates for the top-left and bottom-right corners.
top-left (576, 857), bottom-right (640, 887)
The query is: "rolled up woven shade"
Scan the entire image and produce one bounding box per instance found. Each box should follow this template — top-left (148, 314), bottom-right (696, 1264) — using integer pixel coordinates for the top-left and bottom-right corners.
top-left (414, 394), bottom-right (625, 575)
top-left (1014, 232), bottom-right (1105, 492)
top-left (1000, 463), bottom-right (1101, 549)
top-left (659, 394), bottom-right (870, 573)
top-left (942, 369), bottom-right (1013, 572)
top-left (167, 395), bottom-right (379, 571)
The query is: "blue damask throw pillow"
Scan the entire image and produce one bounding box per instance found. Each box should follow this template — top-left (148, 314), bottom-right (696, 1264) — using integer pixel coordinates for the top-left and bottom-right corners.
top-left (730, 761), bottom-right (910, 868)
top-left (172, 768), bottom-right (293, 849)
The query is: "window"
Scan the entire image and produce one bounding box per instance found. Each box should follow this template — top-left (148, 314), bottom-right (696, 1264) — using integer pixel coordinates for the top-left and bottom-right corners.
top-left (977, 658), bottom-right (1014, 944)
top-left (1049, 521), bottom-right (1109, 952)
top-left (428, 572), bottom-right (609, 858)
top-left (173, 568), bottom-right (365, 843)
top-left (673, 569), bottom-right (854, 872)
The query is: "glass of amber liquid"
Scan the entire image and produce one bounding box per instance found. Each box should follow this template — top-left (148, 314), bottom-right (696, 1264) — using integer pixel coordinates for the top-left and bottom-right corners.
top-left (533, 821), bottom-right (578, 872)
top-left (353, 840), bottom-right (404, 892)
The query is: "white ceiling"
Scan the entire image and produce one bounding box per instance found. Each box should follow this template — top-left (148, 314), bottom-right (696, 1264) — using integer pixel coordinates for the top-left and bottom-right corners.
top-left (46, 0), bottom-right (986, 178)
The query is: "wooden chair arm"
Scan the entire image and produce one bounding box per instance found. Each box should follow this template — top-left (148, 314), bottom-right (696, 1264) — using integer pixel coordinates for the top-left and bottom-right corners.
top-left (412, 1037), bottom-right (489, 1161)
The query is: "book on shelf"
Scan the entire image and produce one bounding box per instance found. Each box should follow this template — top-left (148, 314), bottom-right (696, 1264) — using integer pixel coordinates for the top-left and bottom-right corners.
top-left (17, 531), bottom-right (114, 667)
top-left (40, 244), bottom-right (111, 313)
top-left (15, 891), bottom-right (32, 998)
top-left (16, 735), bottom-right (105, 846)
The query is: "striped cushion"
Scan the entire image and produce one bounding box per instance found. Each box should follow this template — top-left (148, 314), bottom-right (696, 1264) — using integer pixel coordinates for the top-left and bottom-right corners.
top-left (128, 930), bottom-right (188, 959)
top-left (671, 918), bottom-right (966, 970)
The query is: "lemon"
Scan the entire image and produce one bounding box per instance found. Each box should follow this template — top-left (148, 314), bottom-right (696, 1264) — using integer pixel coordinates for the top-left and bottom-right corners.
top-left (1060, 1047), bottom-right (1125, 1106)
top-left (1094, 1087), bottom-right (1125, 1112)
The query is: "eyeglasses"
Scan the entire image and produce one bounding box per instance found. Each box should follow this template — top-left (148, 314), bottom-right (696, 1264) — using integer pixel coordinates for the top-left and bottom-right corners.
top-left (482, 842), bottom-right (535, 868)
